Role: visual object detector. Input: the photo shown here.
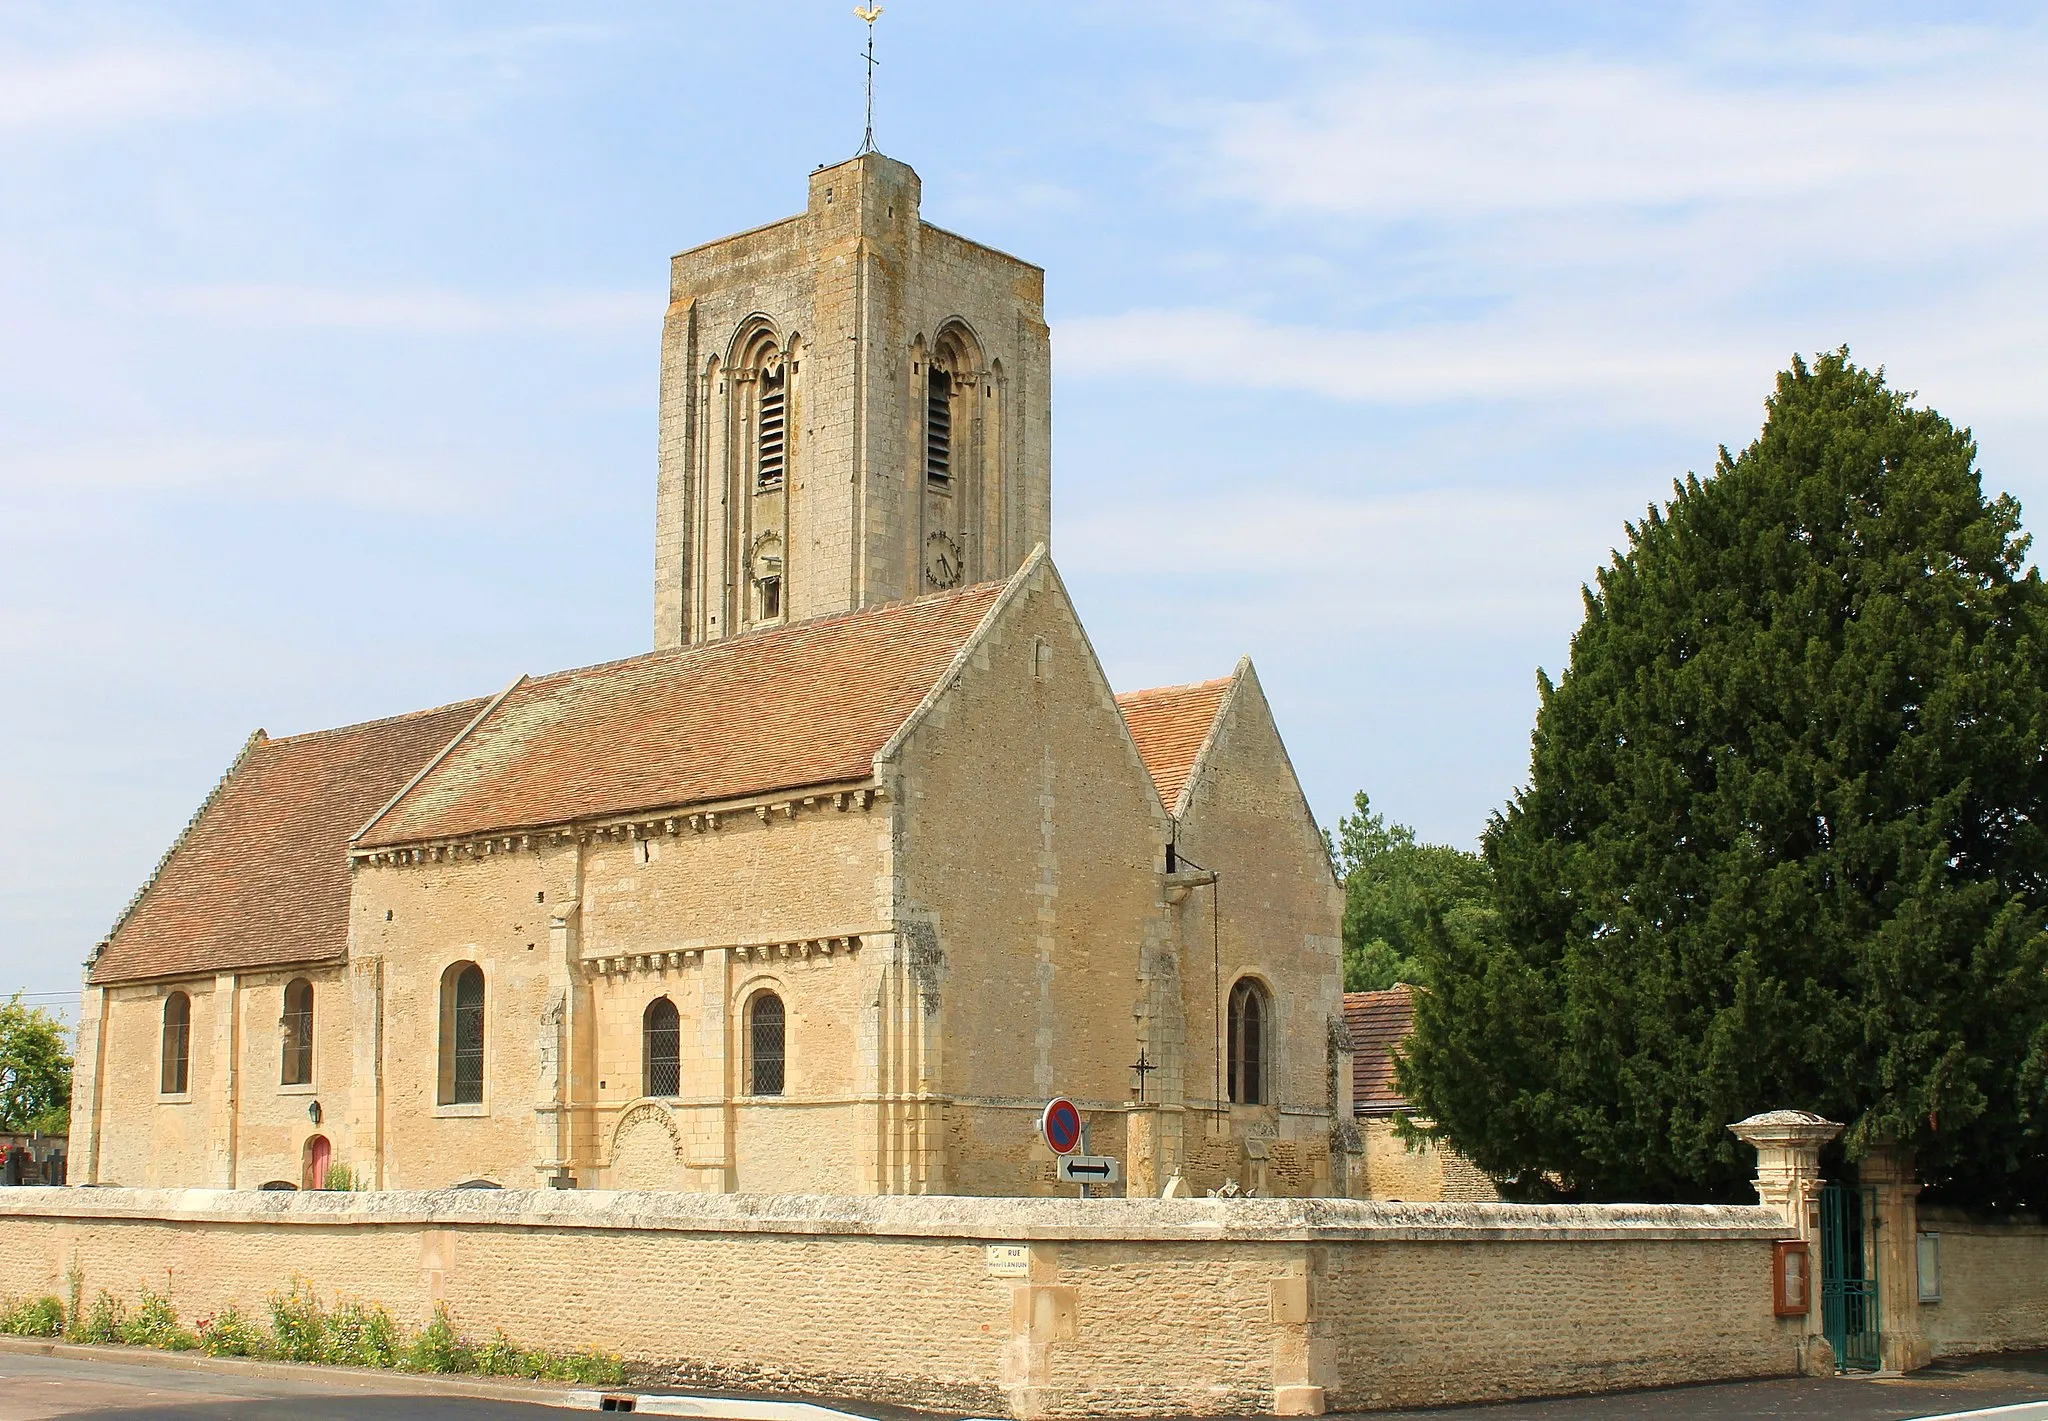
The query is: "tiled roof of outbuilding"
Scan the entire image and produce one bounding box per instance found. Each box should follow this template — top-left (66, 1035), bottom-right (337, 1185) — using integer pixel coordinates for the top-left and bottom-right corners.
top-left (1115, 676), bottom-right (1232, 814)
top-left (357, 579), bottom-right (1008, 849)
top-left (90, 698), bottom-right (492, 985)
top-left (1344, 985), bottom-right (1417, 1115)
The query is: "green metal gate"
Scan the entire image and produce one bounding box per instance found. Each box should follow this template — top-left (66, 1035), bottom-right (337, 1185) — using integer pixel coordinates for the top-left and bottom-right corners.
top-left (1820, 1182), bottom-right (1882, 1372)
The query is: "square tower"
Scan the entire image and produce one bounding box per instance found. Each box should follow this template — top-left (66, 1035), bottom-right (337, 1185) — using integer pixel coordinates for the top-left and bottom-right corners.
top-left (653, 153), bottom-right (1052, 648)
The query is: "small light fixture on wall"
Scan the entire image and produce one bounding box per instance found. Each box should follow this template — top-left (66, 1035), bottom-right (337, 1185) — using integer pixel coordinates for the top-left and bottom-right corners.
top-left (307, 1100), bottom-right (322, 1126)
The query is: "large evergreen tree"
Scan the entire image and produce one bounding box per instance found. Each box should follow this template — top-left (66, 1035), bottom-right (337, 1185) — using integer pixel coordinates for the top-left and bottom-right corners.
top-left (1402, 352), bottom-right (2048, 1207)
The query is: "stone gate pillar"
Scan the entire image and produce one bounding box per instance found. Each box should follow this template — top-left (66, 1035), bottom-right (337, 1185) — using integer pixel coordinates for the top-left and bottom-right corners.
top-left (1860, 1143), bottom-right (1932, 1375)
top-left (1730, 1109), bottom-right (1841, 1375)
top-left (1125, 1104), bottom-right (1160, 1197)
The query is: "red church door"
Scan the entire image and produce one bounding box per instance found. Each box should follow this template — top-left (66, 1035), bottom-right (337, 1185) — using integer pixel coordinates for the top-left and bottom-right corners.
top-left (302, 1134), bottom-right (331, 1190)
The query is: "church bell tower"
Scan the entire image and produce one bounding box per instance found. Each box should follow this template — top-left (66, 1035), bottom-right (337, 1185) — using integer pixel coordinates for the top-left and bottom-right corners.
top-left (652, 152), bottom-right (1052, 649)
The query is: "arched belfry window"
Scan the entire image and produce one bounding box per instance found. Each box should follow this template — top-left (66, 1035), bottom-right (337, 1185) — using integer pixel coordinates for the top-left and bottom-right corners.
top-left (1227, 977), bottom-right (1269, 1106)
top-left (747, 991), bottom-right (785, 1097)
top-left (725, 320), bottom-right (793, 631)
top-left (161, 991), bottom-right (191, 1095)
top-left (644, 997), bottom-right (681, 1098)
top-left (281, 977), bottom-right (314, 1086)
top-left (920, 321), bottom-right (993, 592)
top-left (438, 963), bottom-right (485, 1106)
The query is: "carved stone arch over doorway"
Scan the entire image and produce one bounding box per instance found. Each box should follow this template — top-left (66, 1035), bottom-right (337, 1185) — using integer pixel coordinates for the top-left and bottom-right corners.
top-left (606, 1099), bottom-right (686, 1190)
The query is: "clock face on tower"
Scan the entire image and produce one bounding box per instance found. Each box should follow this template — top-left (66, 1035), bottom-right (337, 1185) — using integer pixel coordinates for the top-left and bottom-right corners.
top-left (924, 532), bottom-right (963, 590)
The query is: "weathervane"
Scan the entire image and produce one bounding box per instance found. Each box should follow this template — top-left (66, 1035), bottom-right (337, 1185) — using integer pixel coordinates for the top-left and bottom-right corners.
top-left (855, 6), bottom-right (884, 155)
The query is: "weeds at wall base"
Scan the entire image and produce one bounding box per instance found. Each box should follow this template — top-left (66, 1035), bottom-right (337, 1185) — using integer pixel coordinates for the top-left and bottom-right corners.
top-left (0, 1278), bottom-right (622, 1387)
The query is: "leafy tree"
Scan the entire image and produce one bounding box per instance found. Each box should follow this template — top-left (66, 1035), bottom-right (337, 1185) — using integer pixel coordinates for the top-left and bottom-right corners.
top-left (1402, 351), bottom-right (2048, 1208)
top-left (0, 994), bottom-right (73, 1136)
top-left (1334, 792), bottom-right (1494, 992)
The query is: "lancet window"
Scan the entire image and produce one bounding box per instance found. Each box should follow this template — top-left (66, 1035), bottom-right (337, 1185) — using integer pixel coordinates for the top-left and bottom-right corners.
top-left (281, 977), bottom-right (314, 1087)
top-left (439, 963), bottom-right (486, 1106)
top-left (160, 991), bottom-right (191, 1095)
top-left (747, 991), bottom-right (786, 1097)
top-left (643, 997), bottom-right (681, 1098)
top-left (1227, 977), bottom-right (1269, 1106)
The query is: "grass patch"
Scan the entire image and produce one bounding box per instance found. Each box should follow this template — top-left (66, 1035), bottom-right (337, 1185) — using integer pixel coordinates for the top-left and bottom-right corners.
top-left (119, 1288), bottom-right (196, 1351)
top-left (22, 1279), bottom-right (622, 1385)
top-left (0, 1296), bottom-right (66, 1338)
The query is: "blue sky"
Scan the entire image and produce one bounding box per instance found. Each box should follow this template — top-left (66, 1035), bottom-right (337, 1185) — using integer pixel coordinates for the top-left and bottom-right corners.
top-left (5, 1), bottom-right (2047, 1010)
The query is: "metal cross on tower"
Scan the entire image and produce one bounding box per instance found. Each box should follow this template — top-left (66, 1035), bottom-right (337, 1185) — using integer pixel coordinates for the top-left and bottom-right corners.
top-left (855, 6), bottom-right (884, 155)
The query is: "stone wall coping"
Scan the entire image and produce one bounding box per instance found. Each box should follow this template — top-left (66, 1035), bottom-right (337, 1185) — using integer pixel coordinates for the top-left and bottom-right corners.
top-left (0, 1187), bottom-right (1791, 1244)
top-left (1917, 1204), bottom-right (2047, 1233)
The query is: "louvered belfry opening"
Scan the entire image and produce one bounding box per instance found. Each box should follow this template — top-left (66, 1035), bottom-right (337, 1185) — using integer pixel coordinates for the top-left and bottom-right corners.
top-left (757, 365), bottom-right (787, 490)
top-left (643, 997), bottom-right (681, 1098)
top-left (749, 992), bottom-right (786, 1096)
top-left (925, 368), bottom-right (952, 486)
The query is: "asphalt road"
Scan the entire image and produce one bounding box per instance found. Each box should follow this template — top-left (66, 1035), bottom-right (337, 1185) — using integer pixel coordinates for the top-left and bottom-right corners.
top-left (1341, 1351), bottom-right (2048, 1420)
top-left (0, 1351), bottom-right (580, 1419)
top-left (0, 1348), bottom-right (2044, 1420)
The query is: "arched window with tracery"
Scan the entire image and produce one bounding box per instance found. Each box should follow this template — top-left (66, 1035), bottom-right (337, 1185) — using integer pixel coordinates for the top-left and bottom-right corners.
top-left (726, 321), bottom-right (793, 629)
top-left (160, 991), bottom-right (191, 1095)
top-left (919, 321), bottom-right (994, 592)
top-left (281, 977), bottom-right (314, 1087)
top-left (643, 997), bottom-right (681, 1098)
top-left (438, 963), bottom-right (486, 1106)
top-left (747, 991), bottom-right (785, 1097)
top-left (1227, 977), bottom-right (1269, 1106)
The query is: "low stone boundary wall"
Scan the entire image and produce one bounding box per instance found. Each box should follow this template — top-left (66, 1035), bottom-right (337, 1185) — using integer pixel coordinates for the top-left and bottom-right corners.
top-left (1920, 1206), bottom-right (2048, 1359)
top-left (0, 1188), bottom-right (1799, 1415)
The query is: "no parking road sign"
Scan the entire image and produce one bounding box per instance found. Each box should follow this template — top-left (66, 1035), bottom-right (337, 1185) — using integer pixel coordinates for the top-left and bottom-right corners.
top-left (1039, 1097), bottom-right (1083, 1156)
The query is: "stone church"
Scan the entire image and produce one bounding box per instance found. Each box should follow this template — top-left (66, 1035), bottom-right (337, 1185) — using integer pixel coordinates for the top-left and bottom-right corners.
top-left (69, 153), bottom-right (1354, 1198)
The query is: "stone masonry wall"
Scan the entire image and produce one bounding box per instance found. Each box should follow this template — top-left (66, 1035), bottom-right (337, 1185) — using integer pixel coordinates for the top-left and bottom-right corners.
top-left (1356, 1117), bottom-right (1502, 1203)
top-left (0, 1189), bottom-right (1801, 1417)
top-left (1171, 665), bottom-right (1347, 1194)
top-left (887, 559), bottom-right (1170, 1196)
top-left (1917, 1206), bottom-right (2048, 1358)
top-left (89, 963), bottom-right (356, 1190)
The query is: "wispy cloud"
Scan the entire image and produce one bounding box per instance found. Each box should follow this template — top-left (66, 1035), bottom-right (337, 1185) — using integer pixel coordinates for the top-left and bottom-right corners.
top-left (1, 436), bottom-right (472, 512)
top-left (0, 41), bottom-right (292, 131)
top-left (1193, 34), bottom-right (2048, 230)
top-left (1061, 15), bottom-right (2048, 427)
top-left (147, 284), bottom-right (651, 335)
top-left (1063, 484), bottom-right (1629, 635)
top-left (1062, 306), bottom-right (1750, 411)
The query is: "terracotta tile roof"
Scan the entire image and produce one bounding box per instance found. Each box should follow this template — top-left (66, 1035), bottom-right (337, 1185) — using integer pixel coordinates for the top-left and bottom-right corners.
top-left (1115, 676), bottom-right (1232, 814)
top-left (359, 580), bottom-right (1008, 848)
top-left (1345, 986), bottom-right (1417, 1114)
top-left (91, 698), bottom-right (491, 985)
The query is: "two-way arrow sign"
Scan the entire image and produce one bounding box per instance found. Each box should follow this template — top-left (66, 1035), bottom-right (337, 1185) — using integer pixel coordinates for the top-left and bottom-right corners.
top-left (1055, 1154), bottom-right (1121, 1185)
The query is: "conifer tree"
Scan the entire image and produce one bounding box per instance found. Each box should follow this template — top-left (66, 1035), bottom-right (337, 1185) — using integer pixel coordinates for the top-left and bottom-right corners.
top-left (1402, 352), bottom-right (2048, 1207)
